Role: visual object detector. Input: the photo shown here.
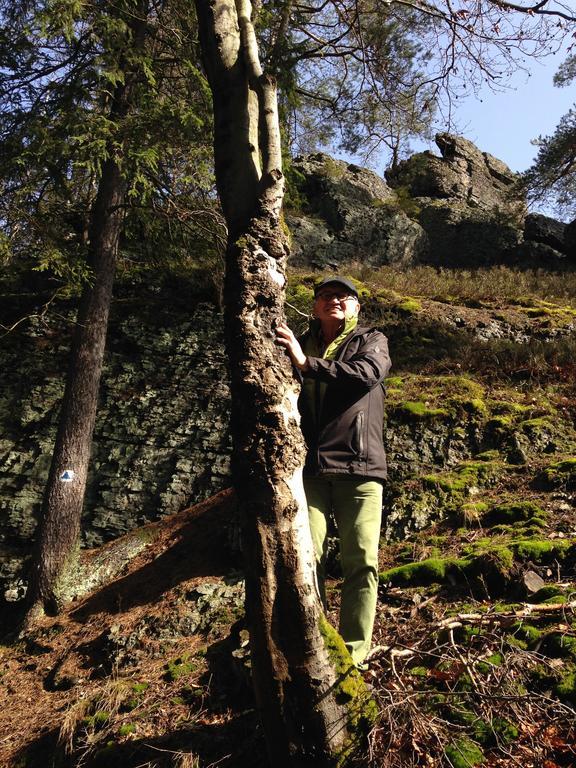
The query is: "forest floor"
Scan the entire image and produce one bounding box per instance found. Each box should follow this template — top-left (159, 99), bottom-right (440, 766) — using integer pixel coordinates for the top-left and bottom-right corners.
top-left (2, 268), bottom-right (576, 768)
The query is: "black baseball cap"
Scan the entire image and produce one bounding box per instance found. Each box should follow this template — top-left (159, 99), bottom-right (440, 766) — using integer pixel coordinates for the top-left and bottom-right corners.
top-left (314, 276), bottom-right (359, 298)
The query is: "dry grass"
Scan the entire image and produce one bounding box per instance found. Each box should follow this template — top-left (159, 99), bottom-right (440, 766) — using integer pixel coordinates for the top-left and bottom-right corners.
top-left (350, 265), bottom-right (576, 305)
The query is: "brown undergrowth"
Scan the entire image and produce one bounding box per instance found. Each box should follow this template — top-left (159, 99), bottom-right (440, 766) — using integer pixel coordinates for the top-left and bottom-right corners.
top-left (2, 478), bottom-right (576, 767)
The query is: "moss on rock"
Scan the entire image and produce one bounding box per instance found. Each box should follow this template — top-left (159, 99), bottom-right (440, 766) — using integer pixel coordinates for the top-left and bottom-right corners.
top-left (541, 458), bottom-right (576, 489)
top-left (444, 737), bottom-right (485, 767)
top-left (513, 538), bottom-right (571, 563)
top-left (396, 400), bottom-right (450, 420)
top-left (380, 557), bottom-right (452, 587)
top-left (484, 500), bottom-right (547, 527)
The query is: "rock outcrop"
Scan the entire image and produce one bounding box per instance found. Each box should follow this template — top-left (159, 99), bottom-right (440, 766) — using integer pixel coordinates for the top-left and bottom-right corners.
top-left (287, 153), bottom-right (427, 269)
top-left (0, 301), bottom-right (231, 599)
top-left (290, 134), bottom-right (573, 268)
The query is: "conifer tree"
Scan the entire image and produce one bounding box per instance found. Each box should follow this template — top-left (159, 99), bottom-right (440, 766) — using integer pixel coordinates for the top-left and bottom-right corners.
top-left (522, 54), bottom-right (576, 219)
top-left (0, 0), bottom-right (214, 621)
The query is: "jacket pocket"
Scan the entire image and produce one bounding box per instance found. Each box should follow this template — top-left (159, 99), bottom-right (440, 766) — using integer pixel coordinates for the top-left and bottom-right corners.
top-left (353, 411), bottom-right (365, 458)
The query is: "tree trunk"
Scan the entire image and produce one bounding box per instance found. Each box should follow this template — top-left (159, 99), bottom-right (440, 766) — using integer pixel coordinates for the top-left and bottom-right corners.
top-left (25, 157), bottom-right (127, 619)
top-left (24, 3), bottom-right (148, 621)
top-left (194, 1), bottom-right (376, 765)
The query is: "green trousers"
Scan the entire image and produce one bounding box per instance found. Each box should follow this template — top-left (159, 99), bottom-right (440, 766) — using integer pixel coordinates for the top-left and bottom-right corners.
top-left (304, 475), bottom-right (383, 665)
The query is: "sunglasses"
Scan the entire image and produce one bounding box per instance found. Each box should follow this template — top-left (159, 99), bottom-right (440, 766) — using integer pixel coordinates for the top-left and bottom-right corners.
top-left (315, 292), bottom-right (357, 302)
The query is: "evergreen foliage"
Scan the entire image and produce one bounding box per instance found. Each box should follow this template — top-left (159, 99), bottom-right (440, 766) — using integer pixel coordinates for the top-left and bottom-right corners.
top-left (0, 0), bottom-right (219, 288)
top-left (522, 53), bottom-right (576, 219)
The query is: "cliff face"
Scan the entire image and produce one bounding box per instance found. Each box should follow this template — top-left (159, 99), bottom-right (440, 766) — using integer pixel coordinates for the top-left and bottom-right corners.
top-left (0, 301), bottom-right (231, 599)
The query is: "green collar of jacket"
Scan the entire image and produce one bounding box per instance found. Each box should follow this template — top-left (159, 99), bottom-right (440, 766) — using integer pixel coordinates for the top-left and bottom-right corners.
top-left (306, 315), bottom-right (359, 360)
top-left (301, 315), bottom-right (359, 427)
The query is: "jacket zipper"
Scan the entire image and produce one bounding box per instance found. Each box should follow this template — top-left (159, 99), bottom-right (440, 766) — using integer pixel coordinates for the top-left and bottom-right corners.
top-left (355, 411), bottom-right (365, 458)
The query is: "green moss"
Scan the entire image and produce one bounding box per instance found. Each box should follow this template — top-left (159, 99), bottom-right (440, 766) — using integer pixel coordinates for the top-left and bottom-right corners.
top-left (465, 398), bottom-right (487, 414)
top-left (542, 458), bottom-right (576, 487)
top-left (83, 710), bottom-right (110, 731)
top-left (476, 653), bottom-right (503, 675)
top-left (486, 415), bottom-right (512, 430)
top-left (444, 737), bottom-right (485, 767)
top-left (489, 718), bottom-right (519, 746)
top-left (526, 306), bottom-right (551, 317)
top-left (485, 501), bottom-right (547, 526)
top-left (121, 681), bottom-right (149, 712)
top-left (542, 632), bottom-right (576, 660)
top-left (377, 186), bottom-right (422, 218)
top-left (509, 622), bottom-right (542, 648)
top-left (385, 376), bottom-right (403, 388)
top-left (475, 449), bottom-right (501, 461)
top-left (408, 665), bottom-right (429, 677)
top-left (396, 298), bottom-right (422, 314)
top-left (531, 585), bottom-right (566, 603)
top-left (286, 283), bottom-right (314, 311)
top-left (459, 501), bottom-right (488, 524)
top-left (520, 417), bottom-right (554, 433)
top-left (397, 400), bottom-right (449, 420)
top-left (380, 557), bottom-right (451, 587)
top-left (423, 461), bottom-right (499, 496)
top-left (164, 654), bottom-right (197, 682)
top-left (485, 546), bottom-right (514, 570)
top-left (555, 670), bottom-right (576, 706)
top-left (318, 155), bottom-right (346, 180)
top-left (448, 706), bottom-right (517, 748)
top-left (489, 400), bottom-right (531, 416)
top-left (513, 539), bottom-right (570, 562)
top-left (118, 723), bottom-right (137, 738)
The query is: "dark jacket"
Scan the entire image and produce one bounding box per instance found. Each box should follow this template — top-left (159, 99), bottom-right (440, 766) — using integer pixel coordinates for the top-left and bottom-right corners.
top-left (298, 325), bottom-right (391, 480)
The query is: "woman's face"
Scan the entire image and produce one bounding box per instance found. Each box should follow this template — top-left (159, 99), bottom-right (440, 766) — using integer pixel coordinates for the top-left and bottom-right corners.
top-left (313, 286), bottom-right (360, 324)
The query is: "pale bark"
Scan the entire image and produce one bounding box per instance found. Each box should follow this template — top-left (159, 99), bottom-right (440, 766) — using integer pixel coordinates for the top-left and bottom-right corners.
top-left (194, 1), bottom-right (375, 764)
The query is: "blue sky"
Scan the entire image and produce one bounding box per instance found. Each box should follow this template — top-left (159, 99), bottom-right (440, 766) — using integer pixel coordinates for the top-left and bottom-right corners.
top-left (416, 49), bottom-right (574, 175)
top-left (406, 47), bottom-right (575, 219)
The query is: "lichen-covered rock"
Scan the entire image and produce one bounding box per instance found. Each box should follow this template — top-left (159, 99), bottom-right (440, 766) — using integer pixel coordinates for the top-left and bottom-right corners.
top-left (512, 240), bottom-right (569, 267)
top-left (417, 201), bottom-right (522, 267)
top-left (381, 133), bottom-right (529, 266)
top-left (0, 302), bottom-right (231, 565)
top-left (288, 153), bottom-right (427, 268)
top-left (386, 133), bottom-right (518, 211)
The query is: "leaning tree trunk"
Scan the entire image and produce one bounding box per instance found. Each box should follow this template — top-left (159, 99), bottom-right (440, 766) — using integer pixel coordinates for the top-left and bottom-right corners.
top-left (24, 157), bottom-right (126, 620)
top-left (24, 6), bottom-right (148, 622)
top-left (194, 1), bottom-right (376, 765)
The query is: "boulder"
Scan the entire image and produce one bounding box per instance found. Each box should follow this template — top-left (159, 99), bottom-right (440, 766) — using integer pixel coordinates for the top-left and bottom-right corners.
top-left (383, 133), bottom-right (528, 266)
top-left (289, 153), bottom-right (427, 268)
top-left (524, 213), bottom-right (567, 253)
top-left (418, 202), bottom-right (522, 268)
top-left (386, 133), bottom-right (519, 212)
top-left (511, 240), bottom-right (568, 268)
